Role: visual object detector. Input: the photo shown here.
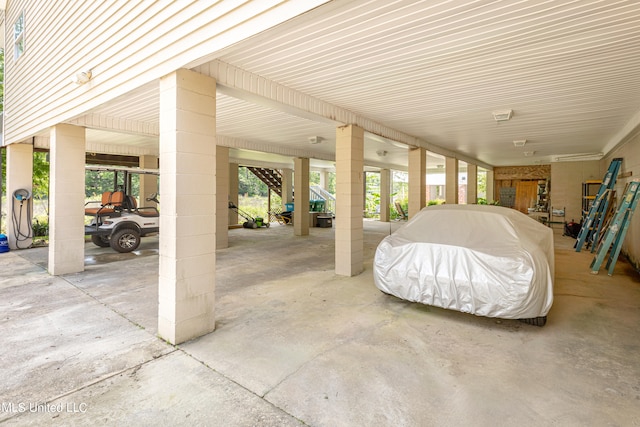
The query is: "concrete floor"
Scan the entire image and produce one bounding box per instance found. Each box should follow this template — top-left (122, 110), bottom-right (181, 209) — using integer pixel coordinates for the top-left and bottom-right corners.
top-left (1, 221), bottom-right (639, 426)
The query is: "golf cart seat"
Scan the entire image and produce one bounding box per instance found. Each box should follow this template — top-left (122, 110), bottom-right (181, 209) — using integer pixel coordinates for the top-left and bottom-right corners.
top-left (123, 195), bottom-right (159, 217)
top-left (85, 191), bottom-right (125, 216)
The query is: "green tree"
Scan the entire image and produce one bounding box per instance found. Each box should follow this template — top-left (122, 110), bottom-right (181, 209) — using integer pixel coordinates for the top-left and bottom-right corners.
top-left (238, 167), bottom-right (268, 197)
top-left (32, 152), bottom-right (49, 199)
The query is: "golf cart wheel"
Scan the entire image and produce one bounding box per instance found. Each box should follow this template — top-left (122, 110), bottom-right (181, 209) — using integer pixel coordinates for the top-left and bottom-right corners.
top-left (110, 228), bottom-right (141, 253)
top-left (518, 316), bottom-right (547, 327)
top-left (91, 234), bottom-right (110, 248)
top-left (265, 222), bottom-right (270, 228)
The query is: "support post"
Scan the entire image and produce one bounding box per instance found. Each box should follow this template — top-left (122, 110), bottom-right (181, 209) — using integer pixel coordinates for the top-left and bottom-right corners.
top-left (335, 124), bottom-right (364, 276)
top-left (6, 143), bottom-right (34, 250)
top-left (139, 155), bottom-right (159, 208)
top-left (408, 147), bottom-right (426, 218)
top-left (380, 168), bottom-right (391, 222)
top-left (48, 125), bottom-right (85, 274)
top-left (229, 163), bottom-right (239, 225)
top-left (216, 145), bottom-right (229, 249)
top-left (467, 163), bottom-right (478, 204)
top-left (282, 168), bottom-right (293, 209)
top-left (294, 157), bottom-right (310, 236)
top-left (158, 68), bottom-right (216, 345)
top-left (486, 170), bottom-right (495, 203)
top-left (446, 156), bottom-right (459, 204)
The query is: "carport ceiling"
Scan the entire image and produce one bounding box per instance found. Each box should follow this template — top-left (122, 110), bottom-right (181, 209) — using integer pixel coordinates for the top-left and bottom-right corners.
top-left (86, 0), bottom-right (640, 169)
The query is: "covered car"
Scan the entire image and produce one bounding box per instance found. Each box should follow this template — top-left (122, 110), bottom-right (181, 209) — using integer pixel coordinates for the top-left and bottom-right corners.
top-left (374, 204), bottom-right (554, 325)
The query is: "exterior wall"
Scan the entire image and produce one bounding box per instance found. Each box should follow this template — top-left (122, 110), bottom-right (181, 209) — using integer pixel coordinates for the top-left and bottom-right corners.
top-left (494, 165), bottom-right (550, 209)
top-left (2, 0), bottom-right (328, 146)
top-left (550, 161), bottom-right (601, 224)
top-left (601, 133), bottom-right (640, 269)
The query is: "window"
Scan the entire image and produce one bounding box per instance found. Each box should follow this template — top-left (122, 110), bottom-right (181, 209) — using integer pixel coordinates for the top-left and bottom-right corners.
top-left (14, 12), bottom-right (25, 60)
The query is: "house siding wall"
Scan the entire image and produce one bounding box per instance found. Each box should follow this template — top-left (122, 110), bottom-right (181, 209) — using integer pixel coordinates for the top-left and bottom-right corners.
top-left (2, 0), bottom-right (328, 145)
top-left (550, 160), bottom-right (601, 225)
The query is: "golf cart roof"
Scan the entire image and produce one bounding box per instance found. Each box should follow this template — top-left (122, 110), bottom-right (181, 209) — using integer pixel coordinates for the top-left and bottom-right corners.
top-left (85, 164), bottom-right (160, 176)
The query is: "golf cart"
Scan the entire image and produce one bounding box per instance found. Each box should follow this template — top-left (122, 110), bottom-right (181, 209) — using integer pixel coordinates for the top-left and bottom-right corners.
top-left (84, 165), bottom-right (160, 253)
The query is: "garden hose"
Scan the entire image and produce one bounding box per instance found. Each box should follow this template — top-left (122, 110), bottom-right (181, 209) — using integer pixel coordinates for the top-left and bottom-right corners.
top-left (12, 189), bottom-right (33, 249)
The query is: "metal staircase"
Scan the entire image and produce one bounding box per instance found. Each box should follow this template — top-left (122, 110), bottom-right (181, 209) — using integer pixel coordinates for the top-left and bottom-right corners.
top-left (244, 168), bottom-right (336, 214)
top-left (246, 167), bottom-right (282, 197)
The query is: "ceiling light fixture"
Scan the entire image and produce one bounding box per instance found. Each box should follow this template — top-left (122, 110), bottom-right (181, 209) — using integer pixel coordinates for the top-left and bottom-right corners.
top-left (376, 150), bottom-right (388, 157)
top-left (524, 151), bottom-right (535, 157)
top-left (513, 139), bottom-right (527, 147)
top-left (72, 70), bottom-right (93, 85)
top-left (308, 136), bottom-right (324, 144)
top-left (492, 109), bottom-right (513, 122)
top-left (555, 152), bottom-right (604, 162)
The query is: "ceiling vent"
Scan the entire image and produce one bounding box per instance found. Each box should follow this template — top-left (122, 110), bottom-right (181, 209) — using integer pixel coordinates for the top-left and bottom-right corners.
top-left (493, 110), bottom-right (513, 122)
top-left (513, 139), bottom-right (527, 147)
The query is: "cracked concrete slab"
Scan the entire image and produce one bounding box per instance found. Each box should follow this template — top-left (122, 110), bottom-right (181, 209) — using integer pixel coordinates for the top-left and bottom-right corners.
top-left (0, 251), bottom-right (172, 423)
top-left (3, 351), bottom-right (302, 426)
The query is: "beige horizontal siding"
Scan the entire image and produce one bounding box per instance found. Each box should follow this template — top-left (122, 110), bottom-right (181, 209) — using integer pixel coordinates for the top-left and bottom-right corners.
top-left (3, 0), bottom-right (329, 145)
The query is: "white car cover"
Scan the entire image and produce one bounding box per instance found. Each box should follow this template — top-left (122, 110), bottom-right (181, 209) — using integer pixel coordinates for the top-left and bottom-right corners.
top-left (374, 205), bottom-right (554, 319)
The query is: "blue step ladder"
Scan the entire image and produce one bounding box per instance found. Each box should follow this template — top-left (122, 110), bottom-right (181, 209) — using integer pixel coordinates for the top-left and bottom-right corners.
top-left (575, 158), bottom-right (623, 252)
top-left (590, 181), bottom-right (640, 275)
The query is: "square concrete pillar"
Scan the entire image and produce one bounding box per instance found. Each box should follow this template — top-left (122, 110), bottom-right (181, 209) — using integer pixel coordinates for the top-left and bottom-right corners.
top-left (446, 157), bottom-right (459, 204)
top-left (320, 170), bottom-right (330, 190)
top-left (408, 147), bottom-right (426, 218)
top-left (379, 168), bottom-right (391, 222)
top-left (6, 143), bottom-right (34, 250)
top-left (229, 163), bottom-right (239, 225)
top-left (335, 124), bottom-right (364, 277)
top-left (158, 68), bottom-right (216, 345)
top-left (294, 157), bottom-right (310, 236)
top-left (281, 168), bottom-right (293, 207)
top-left (486, 170), bottom-right (495, 203)
top-left (48, 125), bottom-right (86, 275)
top-left (467, 163), bottom-right (478, 204)
top-left (216, 146), bottom-right (229, 249)
top-left (139, 155), bottom-right (159, 209)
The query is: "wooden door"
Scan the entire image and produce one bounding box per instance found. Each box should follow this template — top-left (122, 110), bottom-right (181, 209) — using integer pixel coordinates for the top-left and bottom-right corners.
top-left (515, 180), bottom-right (538, 214)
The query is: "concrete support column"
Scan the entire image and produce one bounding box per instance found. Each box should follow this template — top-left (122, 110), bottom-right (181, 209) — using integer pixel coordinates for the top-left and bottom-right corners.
top-left (380, 168), bottom-right (391, 222)
top-left (158, 68), bottom-right (216, 345)
top-left (216, 146), bottom-right (229, 249)
top-left (446, 157), bottom-right (459, 204)
top-left (335, 124), bottom-right (364, 277)
top-left (319, 170), bottom-right (330, 190)
top-left (467, 163), bottom-right (478, 204)
top-left (282, 168), bottom-right (293, 208)
top-left (486, 170), bottom-right (495, 203)
top-left (228, 163), bottom-right (239, 225)
top-left (48, 125), bottom-right (85, 274)
top-left (139, 155), bottom-right (159, 208)
top-left (408, 147), bottom-right (426, 218)
top-left (294, 157), bottom-right (310, 236)
top-left (6, 143), bottom-right (34, 250)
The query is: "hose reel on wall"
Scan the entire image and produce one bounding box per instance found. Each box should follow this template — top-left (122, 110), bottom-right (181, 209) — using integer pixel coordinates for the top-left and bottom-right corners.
top-left (12, 188), bottom-right (33, 249)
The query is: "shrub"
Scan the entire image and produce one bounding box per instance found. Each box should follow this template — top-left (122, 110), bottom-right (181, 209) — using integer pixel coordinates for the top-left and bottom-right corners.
top-left (32, 217), bottom-right (49, 237)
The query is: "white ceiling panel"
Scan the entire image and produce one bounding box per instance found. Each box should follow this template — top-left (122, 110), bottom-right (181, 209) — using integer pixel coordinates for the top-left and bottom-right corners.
top-left (74, 0), bottom-right (640, 169)
top-left (218, 0), bottom-right (640, 166)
